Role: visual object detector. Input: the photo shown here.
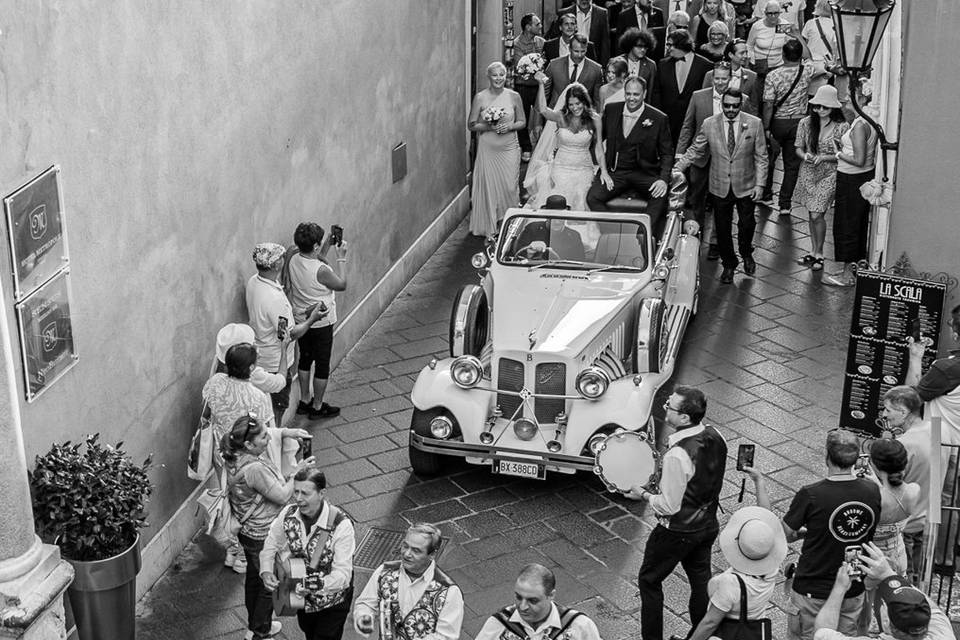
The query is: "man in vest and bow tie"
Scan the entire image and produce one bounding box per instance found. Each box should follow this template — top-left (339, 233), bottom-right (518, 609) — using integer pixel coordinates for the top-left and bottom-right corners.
top-left (474, 564), bottom-right (601, 640)
top-left (354, 523), bottom-right (463, 640)
top-left (260, 469), bottom-right (356, 640)
top-left (624, 385), bottom-right (727, 640)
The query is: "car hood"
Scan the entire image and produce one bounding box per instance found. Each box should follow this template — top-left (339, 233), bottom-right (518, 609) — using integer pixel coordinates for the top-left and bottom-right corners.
top-left (491, 269), bottom-right (651, 357)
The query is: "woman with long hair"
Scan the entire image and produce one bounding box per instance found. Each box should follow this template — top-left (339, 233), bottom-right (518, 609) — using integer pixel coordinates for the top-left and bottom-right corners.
top-left (221, 414), bottom-right (316, 640)
top-left (794, 85), bottom-right (850, 272)
top-left (599, 56), bottom-right (629, 110)
top-left (525, 76), bottom-right (609, 212)
top-left (690, 0), bottom-right (733, 49)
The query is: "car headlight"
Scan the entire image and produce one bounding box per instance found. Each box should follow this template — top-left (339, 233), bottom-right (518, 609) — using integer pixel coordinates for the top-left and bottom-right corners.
top-left (576, 367), bottom-right (610, 399)
top-left (513, 417), bottom-right (538, 441)
top-left (450, 355), bottom-right (483, 389)
top-left (429, 415), bottom-right (454, 439)
top-left (471, 252), bottom-right (489, 269)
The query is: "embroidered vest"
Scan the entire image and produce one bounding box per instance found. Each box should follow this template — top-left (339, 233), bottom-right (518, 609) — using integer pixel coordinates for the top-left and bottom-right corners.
top-left (282, 503), bottom-right (352, 613)
top-left (492, 604), bottom-right (583, 640)
top-left (376, 561), bottom-right (456, 640)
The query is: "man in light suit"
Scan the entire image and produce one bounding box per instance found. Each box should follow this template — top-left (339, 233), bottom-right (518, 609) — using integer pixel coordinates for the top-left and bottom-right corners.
top-left (676, 63), bottom-right (732, 260)
top-left (543, 35), bottom-right (604, 108)
top-left (701, 40), bottom-right (761, 116)
top-left (543, 12), bottom-right (598, 61)
top-left (549, 0), bottom-right (611, 65)
top-left (674, 88), bottom-right (767, 283)
top-left (651, 29), bottom-right (714, 143)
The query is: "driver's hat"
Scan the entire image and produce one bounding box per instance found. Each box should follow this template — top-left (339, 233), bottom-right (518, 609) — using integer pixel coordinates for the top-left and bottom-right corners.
top-left (543, 195), bottom-right (570, 210)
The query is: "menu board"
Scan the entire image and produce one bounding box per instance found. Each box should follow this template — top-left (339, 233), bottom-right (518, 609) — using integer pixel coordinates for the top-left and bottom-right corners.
top-left (840, 271), bottom-right (946, 435)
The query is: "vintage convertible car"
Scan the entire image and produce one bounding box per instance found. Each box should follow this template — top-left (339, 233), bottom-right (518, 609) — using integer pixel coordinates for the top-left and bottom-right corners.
top-left (408, 183), bottom-right (700, 480)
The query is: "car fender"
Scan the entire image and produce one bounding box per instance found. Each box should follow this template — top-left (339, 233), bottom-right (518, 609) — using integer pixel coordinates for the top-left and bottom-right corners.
top-left (663, 234), bottom-right (700, 310)
top-left (411, 359), bottom-right (491, 435)
top-left (564, 373), bottom-right (668, 451)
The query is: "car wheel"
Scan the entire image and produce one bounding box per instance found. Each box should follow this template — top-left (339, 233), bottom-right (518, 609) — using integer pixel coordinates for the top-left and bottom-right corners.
top-left (449, 284), bottom-right (489, 358)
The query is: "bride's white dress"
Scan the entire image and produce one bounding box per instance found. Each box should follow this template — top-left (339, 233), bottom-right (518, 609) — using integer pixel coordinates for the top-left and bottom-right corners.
top-left (526, 127), bottom-right (596, 211)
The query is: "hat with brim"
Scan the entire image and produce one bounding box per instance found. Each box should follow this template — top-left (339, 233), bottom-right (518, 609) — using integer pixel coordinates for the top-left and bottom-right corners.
top-left (216, 323), bottom-right (256, 363)
top-left (809, 84), bottom-right (842, 109)
top-left (719, 506), bottom-right (788, 575)
top-left (543, 194), bottom-right (571, 210)
top-left (878, 576), bottom-right (931, 635)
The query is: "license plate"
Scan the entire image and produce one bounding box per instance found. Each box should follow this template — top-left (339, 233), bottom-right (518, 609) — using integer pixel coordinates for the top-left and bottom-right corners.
top-left (493, 459), bottom-right (546, 480)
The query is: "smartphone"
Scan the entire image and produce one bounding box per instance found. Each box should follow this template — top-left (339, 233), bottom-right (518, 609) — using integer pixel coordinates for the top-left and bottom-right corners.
top-left (299, 436), bottom-right (312, 460)
top-left (854, 453), bottom-right (870, 476)
top-left (736, 444), bottom-right (756, 471)
top-left (330, 224), bottom-right (344, 247)
top-left (845, 545), bottom-right (864, 579)
top-left (775, 23), bottom-right (789, 34)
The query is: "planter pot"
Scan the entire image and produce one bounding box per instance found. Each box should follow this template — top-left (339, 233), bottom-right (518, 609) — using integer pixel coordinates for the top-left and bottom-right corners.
top-left (65, 535), bottom-right (141, 640)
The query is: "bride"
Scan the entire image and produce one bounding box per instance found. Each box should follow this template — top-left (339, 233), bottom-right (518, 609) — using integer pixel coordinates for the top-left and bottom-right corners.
top-left (524, 74), bottom-right (610, 212)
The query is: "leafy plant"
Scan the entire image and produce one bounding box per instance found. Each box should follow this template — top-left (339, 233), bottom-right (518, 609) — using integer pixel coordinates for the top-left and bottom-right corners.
top-left (29, 434), bottom-right (153, 561)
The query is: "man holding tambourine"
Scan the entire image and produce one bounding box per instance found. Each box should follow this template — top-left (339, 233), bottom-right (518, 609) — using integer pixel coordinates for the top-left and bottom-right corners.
top-left (624, 385), bottom-right (728, 640)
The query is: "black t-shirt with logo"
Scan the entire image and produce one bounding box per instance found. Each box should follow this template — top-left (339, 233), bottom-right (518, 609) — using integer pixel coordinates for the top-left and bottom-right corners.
top-left (783, 477), bottom-right (881, 599)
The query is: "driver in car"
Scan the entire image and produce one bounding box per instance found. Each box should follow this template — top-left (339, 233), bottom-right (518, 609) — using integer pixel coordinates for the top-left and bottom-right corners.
top-left (515, 195), bottom-right (586, 261)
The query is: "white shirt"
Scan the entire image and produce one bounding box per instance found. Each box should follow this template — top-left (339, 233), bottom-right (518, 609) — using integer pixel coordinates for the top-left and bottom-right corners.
top-left (576, 7), bottom-right (592, 37)
top-left (712, 89), bottom-right (723, 115)
top-left (354, 561), bottom-right (464, 640)
top-left (675, 51), bottom-right (694, 89)
top-left (245, 274), bottom-right (294, 373)
top-left (568, 56), bottom-right (582, 82)
top-left (753, 0), bottom-right (802, 29)
top-left (722, 113), bottom-right (743, 146)
top-left (260, 502), bottom-right (356, 593)
top-left (623, 103), bottom-right (646, 136)
top-left (670, 0), bottom-right (689, 15)
top-left (812, 595), bottom-right (953, 640)
top-left (708, 569), bottom-right (777, 620)
top-left (474, 603), bottom-right (602, 640)
top-left (634, 5), bottom-right (648, 31)
top-left (559, 37), bottom-right (571, 58)
top-left (649, 424), bottom-right (726, 522)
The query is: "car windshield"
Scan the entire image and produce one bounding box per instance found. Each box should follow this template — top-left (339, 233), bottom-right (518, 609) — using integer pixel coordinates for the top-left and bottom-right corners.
top-left (498, 215), bottom-right (649, 271)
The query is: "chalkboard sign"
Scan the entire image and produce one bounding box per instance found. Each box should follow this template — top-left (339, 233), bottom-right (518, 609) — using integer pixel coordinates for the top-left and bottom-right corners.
top-left (3, 166), bottom-right (68, 300)
top-left (14, 270), bottom-right (78, 402)
top-left (839, 271), bottom-right (946, 436)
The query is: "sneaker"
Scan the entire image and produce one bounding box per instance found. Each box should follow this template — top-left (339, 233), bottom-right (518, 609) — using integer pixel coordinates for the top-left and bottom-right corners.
top-left (307, 402), bottom-right (341, 419)
top-left (295, 400), bottom-right (313, 415)
top-left (232, 552), bottom-right (247, 575)
top-left (244, 622), bottom-right (282, 640)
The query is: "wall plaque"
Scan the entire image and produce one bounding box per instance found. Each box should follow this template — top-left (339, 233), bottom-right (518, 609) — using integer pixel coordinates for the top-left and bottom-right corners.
top-left (14, 270), bottom-right (78, 402)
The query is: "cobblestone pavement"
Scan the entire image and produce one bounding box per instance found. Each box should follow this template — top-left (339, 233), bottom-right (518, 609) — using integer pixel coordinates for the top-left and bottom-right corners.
top-left (137, 206), bottom-right (857, 640)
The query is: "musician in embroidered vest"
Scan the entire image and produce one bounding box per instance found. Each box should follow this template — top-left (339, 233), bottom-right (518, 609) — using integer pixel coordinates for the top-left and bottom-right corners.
top-left (474, 564), bottom-right (601, 640)
top-left (260, 469), bottom-right (356, 640)
top-left (624, 385), bottom-right (728, 640)
top-left (354, 523), bottom-right (464, 640)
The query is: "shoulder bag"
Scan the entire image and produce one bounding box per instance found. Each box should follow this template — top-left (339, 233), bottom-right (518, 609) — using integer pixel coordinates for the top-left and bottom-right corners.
top-left (714, 574), bottom-right (772, 640)
top-left (770, 63), bottom-right (805, 118)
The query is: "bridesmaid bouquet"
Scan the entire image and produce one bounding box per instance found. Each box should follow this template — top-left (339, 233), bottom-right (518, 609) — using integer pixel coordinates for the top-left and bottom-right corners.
top-left (483, 106), bottom-right (507, 124)
top-left (515, 53), bottom-right (547, 80)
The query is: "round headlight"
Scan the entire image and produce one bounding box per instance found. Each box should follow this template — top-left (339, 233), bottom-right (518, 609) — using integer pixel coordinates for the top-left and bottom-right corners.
top-left (450, 355), bottom-right (483, 389)
top-left (471, 252), bottom-right (489, 269)
top-left (653, 264), bottom-right (670, 279)
top-left (683, 219), bottom-right (701, 236)
top-left (429, 415), bottom-right (454, 439)
top-left (576, 367), bottom-right (610, 399)
top-left (513, 417), bottom-right (538, 441)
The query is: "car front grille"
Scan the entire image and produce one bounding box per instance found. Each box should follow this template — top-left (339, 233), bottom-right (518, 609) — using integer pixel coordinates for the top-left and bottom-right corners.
top-left (497, 358), bottom-right (524, 419)
top-left (534, 362), bottom-right (566, 423)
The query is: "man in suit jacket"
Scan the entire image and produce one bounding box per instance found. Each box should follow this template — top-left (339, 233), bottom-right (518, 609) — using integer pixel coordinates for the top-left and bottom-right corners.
top-left (676, 63), bottom-right (732, 259)
top-left (548, 0), bottom-right (611, 65)
top-left (586, 76), bottom-right (674, 234)
top-left (543, 11), bottom-right (599, 61)
top-left (655, 0), bottom-right (702, 21)
top-left (651, 29), bottom-right (714, 143)
top-left (543, 35), bottom-right (604, 108)
top-left (701, 40), bottom-right (761, 115)
top-left (617, 0), bottom-right (666, 60)
top-left (675, 88), bottom-right (767, 283)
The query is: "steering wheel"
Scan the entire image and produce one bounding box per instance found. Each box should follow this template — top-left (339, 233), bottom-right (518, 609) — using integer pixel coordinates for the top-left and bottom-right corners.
top-left (516, 241), bottom-right (561, 260)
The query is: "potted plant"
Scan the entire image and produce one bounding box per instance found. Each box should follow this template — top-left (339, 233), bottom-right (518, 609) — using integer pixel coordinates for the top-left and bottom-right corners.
top-left (29, 434), bottom-right (153, 640)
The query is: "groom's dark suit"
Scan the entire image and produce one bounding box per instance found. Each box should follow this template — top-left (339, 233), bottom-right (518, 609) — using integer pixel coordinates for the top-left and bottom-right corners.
top-left (586, 102), bottom-right (674, 233)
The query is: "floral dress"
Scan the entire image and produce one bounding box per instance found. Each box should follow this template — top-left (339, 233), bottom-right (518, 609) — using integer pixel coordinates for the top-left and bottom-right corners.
top-left (794, 117), bottom-right (850, 213)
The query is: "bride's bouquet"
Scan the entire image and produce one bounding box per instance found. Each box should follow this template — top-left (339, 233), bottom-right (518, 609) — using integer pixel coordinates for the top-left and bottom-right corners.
top-left (515, 53), bottom-right (546, 80)
top-left (482, 106), bottom-right (507, 124)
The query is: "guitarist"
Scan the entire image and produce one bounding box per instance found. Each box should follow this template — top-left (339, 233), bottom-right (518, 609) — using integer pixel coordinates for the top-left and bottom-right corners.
top-left (261, 469), bottom-right (356, 640)
top-left (474, 564), bottom-right (601, 640)
top-left (353, 523), bottom-right (464, 640)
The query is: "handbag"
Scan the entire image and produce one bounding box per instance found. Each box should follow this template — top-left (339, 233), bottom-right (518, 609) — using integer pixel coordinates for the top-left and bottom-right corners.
top-left (186, 402), bottom-right (214, 481)
top-left (714, 574), bottom-right (772, 640)
top-left (197, 462), bottom-right (264, 546)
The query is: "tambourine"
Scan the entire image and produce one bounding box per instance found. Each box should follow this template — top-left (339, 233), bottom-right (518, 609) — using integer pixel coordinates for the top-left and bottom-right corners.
top-left (593, 431), bottom-right (659, 493)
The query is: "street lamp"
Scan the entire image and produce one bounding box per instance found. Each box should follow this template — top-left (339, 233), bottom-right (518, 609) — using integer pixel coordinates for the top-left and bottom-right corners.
top-left (829, 0), bottom-right (898, 179)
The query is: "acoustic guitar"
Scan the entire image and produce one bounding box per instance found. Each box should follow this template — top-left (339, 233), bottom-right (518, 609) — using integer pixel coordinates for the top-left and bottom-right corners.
top-left (272, 556), bottom-right (308, 616)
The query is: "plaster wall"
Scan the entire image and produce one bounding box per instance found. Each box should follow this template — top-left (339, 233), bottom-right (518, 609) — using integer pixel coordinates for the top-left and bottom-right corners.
top-left (887, 0), bottom-right (960, 313)
top-left (0, 0), bottom-right (467, 545)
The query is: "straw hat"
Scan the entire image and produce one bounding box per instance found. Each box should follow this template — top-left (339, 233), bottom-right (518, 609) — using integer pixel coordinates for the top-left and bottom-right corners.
top-left (809, 85), bottom-right (842, 109)
top-left (719, 507), bottom-right (788, 575)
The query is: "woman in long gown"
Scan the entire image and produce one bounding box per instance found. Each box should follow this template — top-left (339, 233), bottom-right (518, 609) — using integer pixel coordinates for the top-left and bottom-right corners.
top-left (469, 61), bottom-right (525, 238)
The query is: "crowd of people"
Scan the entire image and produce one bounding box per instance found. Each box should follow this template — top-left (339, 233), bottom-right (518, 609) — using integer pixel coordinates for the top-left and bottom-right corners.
top-left (469, 0), bottom-right (880, 286)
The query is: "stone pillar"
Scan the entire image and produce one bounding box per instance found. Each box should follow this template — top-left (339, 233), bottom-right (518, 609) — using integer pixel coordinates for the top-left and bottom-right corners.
top-left (0, 276), bottom-right (73, 638)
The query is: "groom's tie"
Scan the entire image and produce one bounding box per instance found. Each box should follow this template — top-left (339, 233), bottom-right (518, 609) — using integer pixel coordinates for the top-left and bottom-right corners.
top-left (569, 62), bottom-right (579, 84)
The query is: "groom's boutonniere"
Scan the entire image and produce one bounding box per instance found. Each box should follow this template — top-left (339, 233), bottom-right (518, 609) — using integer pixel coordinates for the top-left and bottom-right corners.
top-left (641, 119), bottom-right (653, 128)
top-left (741, 122), bottom-right (749, 131)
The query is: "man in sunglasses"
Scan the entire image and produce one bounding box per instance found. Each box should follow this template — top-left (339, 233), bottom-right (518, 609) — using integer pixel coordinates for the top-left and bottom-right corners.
top-left (624, 386), bottom-right (727, 640)
top-left (674, 88), bottom-right (767, 284)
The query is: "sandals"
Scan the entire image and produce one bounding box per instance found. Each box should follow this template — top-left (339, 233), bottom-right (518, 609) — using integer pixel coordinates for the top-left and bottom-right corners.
top-left (811, 257), bottom-right (824, 271)
top-left (797, 254), bottom-right (825, 270)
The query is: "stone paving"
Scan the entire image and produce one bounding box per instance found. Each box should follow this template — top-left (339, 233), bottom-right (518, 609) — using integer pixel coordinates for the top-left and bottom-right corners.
top-left (136, 205), bottom-right (858, 640)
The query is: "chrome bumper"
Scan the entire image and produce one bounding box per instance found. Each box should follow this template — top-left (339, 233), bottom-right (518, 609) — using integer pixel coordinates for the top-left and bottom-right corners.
top-left (409, 432), bottom-right (596, 472)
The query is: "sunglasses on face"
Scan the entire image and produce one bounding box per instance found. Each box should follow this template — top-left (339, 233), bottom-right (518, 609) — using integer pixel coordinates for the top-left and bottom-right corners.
top-left (722, 103), bottom-right (741, 109)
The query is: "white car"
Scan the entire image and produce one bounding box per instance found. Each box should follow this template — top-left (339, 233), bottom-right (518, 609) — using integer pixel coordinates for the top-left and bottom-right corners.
top-left (408, 195), bottom-right (700, 480)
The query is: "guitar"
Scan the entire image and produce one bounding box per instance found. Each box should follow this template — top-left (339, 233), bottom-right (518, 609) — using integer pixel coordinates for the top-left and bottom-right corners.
top-left (272, 557), bottom-right (308, 616)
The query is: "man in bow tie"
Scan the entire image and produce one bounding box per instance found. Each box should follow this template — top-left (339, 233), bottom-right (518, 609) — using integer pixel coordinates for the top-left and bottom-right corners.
top-left (586, 74), bottom-right (674, 235)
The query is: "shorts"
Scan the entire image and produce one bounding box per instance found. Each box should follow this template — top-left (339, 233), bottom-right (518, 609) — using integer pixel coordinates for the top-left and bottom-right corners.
top-left (297, 325), bottom-right (334, 378)
top-left (270, 371), bottom-right (293, 412)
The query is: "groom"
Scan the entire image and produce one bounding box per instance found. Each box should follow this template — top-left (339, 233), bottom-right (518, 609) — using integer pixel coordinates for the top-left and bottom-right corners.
top-left (586, 75), bottom-right (674, 235)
